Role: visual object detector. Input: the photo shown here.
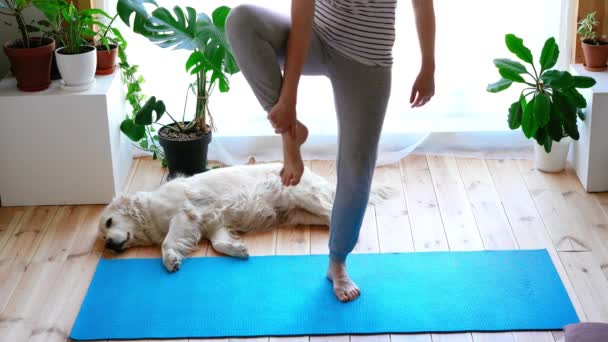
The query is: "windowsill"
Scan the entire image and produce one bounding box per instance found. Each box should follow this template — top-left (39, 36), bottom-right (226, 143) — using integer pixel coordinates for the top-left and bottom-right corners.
top-left (570, 64), bottom-right (608, 93)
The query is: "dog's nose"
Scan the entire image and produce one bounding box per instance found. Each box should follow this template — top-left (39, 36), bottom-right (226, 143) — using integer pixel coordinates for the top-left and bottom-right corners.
top-left (105, 238), bottom-right (125, 253)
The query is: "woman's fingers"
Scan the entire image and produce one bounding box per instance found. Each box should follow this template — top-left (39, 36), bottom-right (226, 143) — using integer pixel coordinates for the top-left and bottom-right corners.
top-left (410, 86), bottom-right (417, 104)
top-left (411, 89), bottom-right (433, 108)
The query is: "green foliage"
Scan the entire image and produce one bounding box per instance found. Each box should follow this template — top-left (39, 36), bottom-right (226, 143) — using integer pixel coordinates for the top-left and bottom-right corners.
top-left (578, 11), bottom-right (600, 43)
top-left (0, 0), bottom-right (36, 48)
top-left (116, 0), bottom-right (239, 134)
top-left (116, 30), bottom-right (166, 165)
top-left (488, 34), bottom-right (597, 153)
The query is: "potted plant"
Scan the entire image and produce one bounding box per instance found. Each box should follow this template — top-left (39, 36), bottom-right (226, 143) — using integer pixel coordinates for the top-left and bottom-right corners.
top-left (117, 0), bottom-right (239, 178)
top-left (95, 13), bottom-right (124, 75)
top-left (578, 11), bottom-right (608, 71)
top-left (32, 0), bottom-right (69, 80)
top-left (1, 0), bottom-right (55, 91)
top-left (488, 34), bottom-right (596, 172)
top-left (51, 2), bottom-right (104, 91)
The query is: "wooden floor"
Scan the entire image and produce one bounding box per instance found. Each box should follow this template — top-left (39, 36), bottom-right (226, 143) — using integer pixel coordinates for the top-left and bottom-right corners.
top-left (1, 155), bottom-right (608, 342)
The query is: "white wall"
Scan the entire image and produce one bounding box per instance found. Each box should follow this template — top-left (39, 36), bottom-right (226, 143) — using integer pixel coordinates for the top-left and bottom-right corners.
top-left (0, 7), bottom-right (45, 79)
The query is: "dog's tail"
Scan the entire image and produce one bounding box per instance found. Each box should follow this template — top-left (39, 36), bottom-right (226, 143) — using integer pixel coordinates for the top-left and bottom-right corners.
top-left (369, 181), bottom-right (397, 205)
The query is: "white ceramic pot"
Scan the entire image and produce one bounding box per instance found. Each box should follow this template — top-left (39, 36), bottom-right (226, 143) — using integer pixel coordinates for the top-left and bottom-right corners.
top-left (534, 137), bottom-right (572, 173)
top-left (55, 45), bottom-right (97, 91)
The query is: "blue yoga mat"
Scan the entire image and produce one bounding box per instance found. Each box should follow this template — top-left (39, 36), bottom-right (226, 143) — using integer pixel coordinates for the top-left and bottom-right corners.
top-left (70, 250), bottom-right (578, 340)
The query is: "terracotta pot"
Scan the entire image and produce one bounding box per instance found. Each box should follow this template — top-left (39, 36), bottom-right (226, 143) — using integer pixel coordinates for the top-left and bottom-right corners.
top-left (96, 44), bottom-right (117, 75)
top-left (581, 40), bottom-right (608, 72)
top-left (3, 37), bottom-right (55, 92)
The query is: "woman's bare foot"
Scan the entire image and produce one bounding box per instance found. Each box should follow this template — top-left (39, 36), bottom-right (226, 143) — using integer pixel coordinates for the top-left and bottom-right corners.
top-left (280, 121), bottom-right (308, 186)
top-left (327, 259), bottom-right (360, 302)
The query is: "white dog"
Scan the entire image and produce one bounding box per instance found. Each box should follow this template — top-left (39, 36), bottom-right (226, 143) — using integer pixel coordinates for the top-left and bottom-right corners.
top-left (99, 163), bottom-right (390, 272)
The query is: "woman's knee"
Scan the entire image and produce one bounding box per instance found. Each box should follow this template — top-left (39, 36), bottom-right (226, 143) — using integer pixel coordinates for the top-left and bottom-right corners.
top-left (226, 4), bottom-right (258, 39)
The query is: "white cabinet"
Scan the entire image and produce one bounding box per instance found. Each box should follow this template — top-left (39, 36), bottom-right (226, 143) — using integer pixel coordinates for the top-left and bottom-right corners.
top-left (570, 64), bottom-right (608, 192)
top-left (0, 73), bottom-right (133, 206)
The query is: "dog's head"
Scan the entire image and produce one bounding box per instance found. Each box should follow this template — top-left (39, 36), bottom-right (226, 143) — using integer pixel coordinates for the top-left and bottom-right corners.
top-left (99, 194), bottom-right (148, 253)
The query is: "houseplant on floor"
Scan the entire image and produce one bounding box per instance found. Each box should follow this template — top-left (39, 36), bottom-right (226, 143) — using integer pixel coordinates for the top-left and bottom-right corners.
top-left (1, 0), bottom-right (55, 91)
top-left (488, 34), bottom-right (596, 172)
top-left (117, 0), bottom-right (239, 178)
top-left (578, 11), bottom-right (608, 72)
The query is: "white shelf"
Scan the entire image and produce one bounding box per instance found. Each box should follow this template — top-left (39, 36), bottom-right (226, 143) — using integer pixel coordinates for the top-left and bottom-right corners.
top-left (0, 73), bottom-right (133, 206)
top-left (569, 64), bottom-right (608, 192)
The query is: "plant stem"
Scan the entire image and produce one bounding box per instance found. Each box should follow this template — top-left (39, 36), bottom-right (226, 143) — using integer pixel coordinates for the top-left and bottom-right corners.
top-left (164, 110), bottom-right (185, 131)
top-left (103, 14), bottom-right (118, 39)
top-left (194, 53), bottom-right (207, 131)
top-left (15, 10), bottom-right (29, 48)
top-left (530, 63), bottom-right (539, 83)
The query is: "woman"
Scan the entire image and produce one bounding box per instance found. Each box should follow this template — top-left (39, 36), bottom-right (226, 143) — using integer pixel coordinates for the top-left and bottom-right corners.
top-left (225, 0), bottom-right (436, 302)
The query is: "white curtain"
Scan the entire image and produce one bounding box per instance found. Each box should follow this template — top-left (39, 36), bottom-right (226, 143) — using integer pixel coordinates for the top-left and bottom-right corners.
top-left (104, 0), bottom-right (574, 165)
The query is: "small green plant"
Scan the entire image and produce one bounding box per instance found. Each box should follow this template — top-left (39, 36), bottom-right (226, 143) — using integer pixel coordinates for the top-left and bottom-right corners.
top-left (0, 0), bottom-right (46, 48)
top-left (116, 0), bottom-right (239, 142)
top-left (578, 11), bottom-right (601, 44)
top-left (487, 34), bottom-right (596, 153)
top-left (97, 13), bottom-right (122, 49)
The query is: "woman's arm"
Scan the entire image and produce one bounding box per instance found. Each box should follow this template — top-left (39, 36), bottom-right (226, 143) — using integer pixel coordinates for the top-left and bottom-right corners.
top-left (268, 0), bottom-right (315, 137)
top-left (410, 0), bottom-right (436, 108)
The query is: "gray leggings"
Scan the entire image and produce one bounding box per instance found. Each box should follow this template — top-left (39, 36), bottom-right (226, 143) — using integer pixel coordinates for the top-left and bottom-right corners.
top-left (225, 4), bottom-right (392, 262)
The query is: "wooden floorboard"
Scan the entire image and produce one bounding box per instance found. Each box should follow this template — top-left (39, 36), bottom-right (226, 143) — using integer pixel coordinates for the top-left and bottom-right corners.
top-left (0, 156), bottom-right (604, 342)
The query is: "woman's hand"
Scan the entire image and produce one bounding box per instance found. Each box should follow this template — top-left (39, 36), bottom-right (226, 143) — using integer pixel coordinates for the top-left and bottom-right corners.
top-left (410, 67), bottom-right (435, 108)
top-left (411, 0), bottom-right (435, 108)
top-left (268, 99), bottom-right (297, 138)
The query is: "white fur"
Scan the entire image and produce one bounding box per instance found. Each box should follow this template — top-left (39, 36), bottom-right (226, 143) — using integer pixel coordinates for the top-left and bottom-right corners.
top-left (99, 163), bottom-right (391, 272)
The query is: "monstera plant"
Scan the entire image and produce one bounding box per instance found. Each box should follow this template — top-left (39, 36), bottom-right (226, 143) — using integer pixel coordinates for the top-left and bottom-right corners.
top-left (488, 34), bottom-right (596, 172)
top-left (117, 0), bottom-right (239, 178)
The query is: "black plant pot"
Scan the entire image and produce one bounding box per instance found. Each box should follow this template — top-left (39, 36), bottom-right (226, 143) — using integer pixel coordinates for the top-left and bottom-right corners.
top-left (158, 123), bottom-right (212, 180)
top-left (50, 52), bottom-right (61, 80)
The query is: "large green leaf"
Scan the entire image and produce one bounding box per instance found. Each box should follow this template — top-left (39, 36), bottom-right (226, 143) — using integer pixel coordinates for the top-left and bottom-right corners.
top-left (134, 96), bottom-right (165, 125)
top-left (196, 11), bottom-right (240, 74)
top-left (117, 0), bottom-right (158, 35)
top-left (120, 119), bottom-right (146, 142)
top-left (548, 103), bottom-right (564, 142)
top-left (534, 127), bottom-right (553, 153)
top-left (539, 37), bottom-right (559, 72)
top-left (494, 58), bottom-right (528, 74)
top-left (563, 88), bottom-right (587, 108)
top-left (573, 76), bottom-right (596, 88)
top-left (499, 68), bottom-right (526, 83)
top-left (534, 94), bottom-right (551, 127)
top-left (522, 96), bottom-right (538, 138)
top-left (541, 70), bottom-right (574, 89)
top-left (507, 100), bottom-right (522, 129)
top-left (212, 6), bottom-right (230, 28)
top-left (487, 78), bottom-right (512, 93)
top-left (505, 34), bottom-right (533, 64)
top-left (564, 120), bottom-right (580, 140)
top-left (143, 6), bottom-right (198, 49)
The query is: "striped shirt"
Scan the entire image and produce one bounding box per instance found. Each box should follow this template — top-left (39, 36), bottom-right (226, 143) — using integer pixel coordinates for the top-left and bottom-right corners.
top-left (313, 0), bottom-right (397, 67)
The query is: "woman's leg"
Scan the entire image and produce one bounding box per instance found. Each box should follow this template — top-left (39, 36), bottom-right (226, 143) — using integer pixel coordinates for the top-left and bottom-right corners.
top-left (225, 5), bottom-right (326, 183)
top-left (326, 49), bottom-right (392, 302)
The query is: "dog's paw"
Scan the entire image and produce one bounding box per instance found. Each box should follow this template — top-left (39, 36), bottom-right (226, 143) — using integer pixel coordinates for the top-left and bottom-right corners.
top-left (215, 242), bottom-right (249, 259)
top-left (232, 244), bottom-right (249, 259)
top-left (162, 248), bottom-right (182, 273)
